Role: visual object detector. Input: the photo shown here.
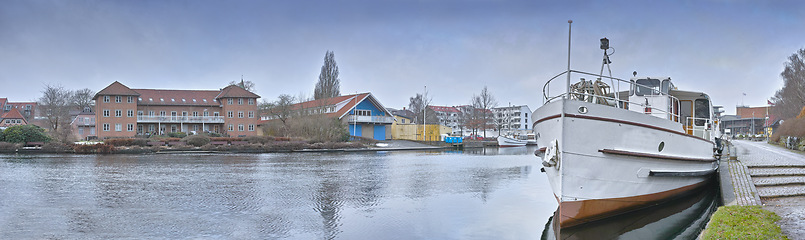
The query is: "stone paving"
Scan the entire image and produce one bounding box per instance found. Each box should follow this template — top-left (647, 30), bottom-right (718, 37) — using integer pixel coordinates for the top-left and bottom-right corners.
top-left (726, 159), bottom-right (762, 206)
top-left (731, 140), bottom-right (805, 240)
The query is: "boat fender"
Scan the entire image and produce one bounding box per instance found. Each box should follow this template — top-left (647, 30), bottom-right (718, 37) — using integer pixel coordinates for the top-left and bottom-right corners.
top-left (542, 139), bottom-right (560, 168)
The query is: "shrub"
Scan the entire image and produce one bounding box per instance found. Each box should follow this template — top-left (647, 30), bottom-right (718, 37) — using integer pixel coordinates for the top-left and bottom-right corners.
top-left (167, 132), bottom-right (187, 138)
top-left (73, 143), bottom-right (116, 154)
top-left (183, 135), bottom-right (211, 147)
top-left (244, 135), bottom-right (269, 145)
top-left (105, 138), bottom-right (134, 146)
top-left (2, 125), bottom-right (51, 143)
top-left (132, 138), bottom-right (148, 146)
top-left (209, 137), bottom-right (242, 142)
top-left (0, 142), bottom-right (19, 151)
top-left (42, 142), bottom-right (72, 153)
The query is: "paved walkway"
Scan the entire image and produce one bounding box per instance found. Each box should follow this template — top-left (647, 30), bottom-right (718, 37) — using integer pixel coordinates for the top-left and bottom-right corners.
top-left (731, 140), bottom-right (805, 239)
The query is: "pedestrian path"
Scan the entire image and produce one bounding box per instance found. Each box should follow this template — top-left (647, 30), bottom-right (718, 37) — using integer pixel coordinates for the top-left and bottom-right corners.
top-left (726, 159), bottom-right (762, 205)
top-left (732, 140), bottom-right (805, 198)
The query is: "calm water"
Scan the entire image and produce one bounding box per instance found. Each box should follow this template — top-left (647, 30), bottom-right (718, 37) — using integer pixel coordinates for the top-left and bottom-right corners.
top-left (0, 146), bottom-right (716, 239)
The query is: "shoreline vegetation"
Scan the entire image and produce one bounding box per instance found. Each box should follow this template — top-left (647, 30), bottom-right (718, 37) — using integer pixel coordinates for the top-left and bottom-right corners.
top-left (0, 135), bottom-right (376, 154)
top-left (702, 205), bottom-right (788, 240)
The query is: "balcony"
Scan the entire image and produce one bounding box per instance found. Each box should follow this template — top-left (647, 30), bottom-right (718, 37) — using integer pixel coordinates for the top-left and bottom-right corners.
top-left (137, 116), bottom-right (225, 124)
top-left (345, 115), bottom-right (394, 124)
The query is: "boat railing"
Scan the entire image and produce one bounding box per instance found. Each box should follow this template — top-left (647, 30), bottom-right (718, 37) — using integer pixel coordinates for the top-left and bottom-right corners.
top-left (543, 70), bottom-right (681, 121)
top-left (685, 117), bottom-right (713, 139)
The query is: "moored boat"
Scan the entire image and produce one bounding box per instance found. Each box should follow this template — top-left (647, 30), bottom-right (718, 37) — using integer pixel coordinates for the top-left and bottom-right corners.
top-left (497, 135), bottom-right (527, 147)
top-left (534, 23), bottom-right (722, 228)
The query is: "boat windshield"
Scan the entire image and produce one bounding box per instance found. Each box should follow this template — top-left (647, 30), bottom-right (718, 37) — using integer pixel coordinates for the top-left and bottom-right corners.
top-left (634, 79), bottom-right (661, 96)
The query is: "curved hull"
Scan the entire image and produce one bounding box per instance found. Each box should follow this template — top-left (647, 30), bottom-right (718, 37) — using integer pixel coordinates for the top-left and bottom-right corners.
top-left (497, 136), bottom-right (527, 147)
top-left (534, 99), bottom-right (717, 228)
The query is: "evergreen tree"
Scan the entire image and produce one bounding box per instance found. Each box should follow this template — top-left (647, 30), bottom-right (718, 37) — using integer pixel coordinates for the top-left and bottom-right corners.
top-left (314, 51), bottom-right (341, 99)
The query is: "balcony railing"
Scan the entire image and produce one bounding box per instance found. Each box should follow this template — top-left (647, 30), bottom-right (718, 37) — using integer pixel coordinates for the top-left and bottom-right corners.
top-left (137, 116), bottom-right (225, 123)
top-left (346, 115), bottom-right (394, 124)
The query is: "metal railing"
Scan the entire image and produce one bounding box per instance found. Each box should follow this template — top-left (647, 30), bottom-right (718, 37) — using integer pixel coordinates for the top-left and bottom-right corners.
top-left (136, 116), bottom-right (225, 123)
top-left (542, 70), bottom-right (681, 122)
top-left (346, 115), bottom-right (394, 124)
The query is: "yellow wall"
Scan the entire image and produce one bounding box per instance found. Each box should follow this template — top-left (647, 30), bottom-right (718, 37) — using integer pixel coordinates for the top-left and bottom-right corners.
top-left (392, 123), bottom-right (452, 141)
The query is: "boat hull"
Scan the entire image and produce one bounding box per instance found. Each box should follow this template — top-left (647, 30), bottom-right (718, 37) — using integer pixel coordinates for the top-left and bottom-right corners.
top-left (497, 136), bottom-right (527, 147)
top-left (534, 99), bottom-right (717, 228)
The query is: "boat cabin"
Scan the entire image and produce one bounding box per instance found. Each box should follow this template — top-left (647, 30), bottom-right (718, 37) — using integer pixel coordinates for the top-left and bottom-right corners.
top-left (627, 77), bottom-right (714, 139)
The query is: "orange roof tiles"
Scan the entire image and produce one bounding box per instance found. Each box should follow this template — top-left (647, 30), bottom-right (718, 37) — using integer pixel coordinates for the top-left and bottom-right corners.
top-left (1, 108), bottom-right (27, 121)
top-left (215, 85), bottom-right (260, 99)
top-left (94, 81), bottom-right (140, 99)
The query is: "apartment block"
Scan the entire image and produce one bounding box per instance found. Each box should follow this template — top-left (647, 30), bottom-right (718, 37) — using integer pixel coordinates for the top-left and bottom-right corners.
top-left (93, 81), bottom-right (260, 139)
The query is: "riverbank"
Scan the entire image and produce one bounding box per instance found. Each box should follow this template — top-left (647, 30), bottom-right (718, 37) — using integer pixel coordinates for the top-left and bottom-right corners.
top-left (0, 139), bottom-right (458, 154)
top-left (704, 140), bottom-right (800, 239)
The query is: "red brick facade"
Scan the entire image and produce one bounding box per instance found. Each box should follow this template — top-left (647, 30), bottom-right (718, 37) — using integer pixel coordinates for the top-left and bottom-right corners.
top-left (94, 82), bottom-right (260, 139)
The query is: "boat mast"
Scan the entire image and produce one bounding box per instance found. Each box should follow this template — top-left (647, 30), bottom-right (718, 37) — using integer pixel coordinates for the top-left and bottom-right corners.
top-left (565, 20), bottom-right (573, 99)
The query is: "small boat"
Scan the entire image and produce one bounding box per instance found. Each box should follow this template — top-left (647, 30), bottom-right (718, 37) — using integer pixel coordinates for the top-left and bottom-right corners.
top-left (534, 24), bottom-right (722, 228)
top-left (526, 133), bottom-right (537, 145)
top-left (497, 135), bottom-right (527, 147)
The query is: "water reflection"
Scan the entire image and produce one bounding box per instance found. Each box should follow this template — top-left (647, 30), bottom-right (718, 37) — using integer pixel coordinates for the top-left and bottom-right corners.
top-left (542, 184), bottom-right (719, 240)
top-left (0, 148), bottom-right (549, 239)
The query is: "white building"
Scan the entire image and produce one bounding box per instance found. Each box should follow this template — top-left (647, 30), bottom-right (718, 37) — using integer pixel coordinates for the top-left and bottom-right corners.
top-left (492, 105), bottom-right (532, 133)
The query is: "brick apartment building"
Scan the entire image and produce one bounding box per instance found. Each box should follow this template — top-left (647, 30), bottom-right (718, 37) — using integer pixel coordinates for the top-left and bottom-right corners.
top-left (93, 81), bottom-right (260, 139)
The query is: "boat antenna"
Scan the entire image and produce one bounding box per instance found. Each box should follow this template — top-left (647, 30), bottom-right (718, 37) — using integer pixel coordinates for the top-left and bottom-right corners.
top-left (565, 20), bottom-right (573, 100)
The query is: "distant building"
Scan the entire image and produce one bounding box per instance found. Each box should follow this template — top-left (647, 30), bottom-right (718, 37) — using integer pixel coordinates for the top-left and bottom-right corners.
top-left (93, 81), bottom-right (260, 139)
top-left (721, 105), bottom-right (776, 136)
top-left (71, 111), bottom-right (96, 140)
top-left (428, 105), bottom-right (461, 134)
top-left (0, 108), bottom-right (28, 130)
top-left (0, 98), bottom-right (37, 123)
top-left (261, 93), bottom-right (394, 140)
top-left (492, 105), bottom-right (532, 133)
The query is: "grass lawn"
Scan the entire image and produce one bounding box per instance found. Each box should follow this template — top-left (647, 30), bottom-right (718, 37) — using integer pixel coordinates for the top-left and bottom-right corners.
top-left (702, 205), bottom-right (788, 240)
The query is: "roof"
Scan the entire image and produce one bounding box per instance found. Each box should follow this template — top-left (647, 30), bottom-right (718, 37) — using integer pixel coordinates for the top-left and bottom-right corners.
top-left (0, 98), bottom-right (6, 107)
top-left (290, 92), bottom-right (394, 120)
top-left (134, 89), bottom-right (222, 106)
top-left (215, 85), bottom-right (260, 99)
top-left (94, 81), bottom-right (140, 99)
top-left (429, 105), bottom-right (460, 113)
top-left (1, 108), bottom-right (26, 121)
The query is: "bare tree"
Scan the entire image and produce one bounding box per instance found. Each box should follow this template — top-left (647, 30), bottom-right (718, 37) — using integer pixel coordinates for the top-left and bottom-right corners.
top-left (228, 79), bottom-right (256, 92)
top-left (38, 84), bottom-right (75, 143)
top-left (771, 48), bottom-right (805, 120)
top-left (408, 91), bottom-right (436, 124)
top-left (472, 86), bottom-right (497, 138)
top-left (314, 51), bottom-right (341, 100)
top-left (71, 88), bottom-right (95, 112)
top-left (261, 94), bottom-right (296, 136)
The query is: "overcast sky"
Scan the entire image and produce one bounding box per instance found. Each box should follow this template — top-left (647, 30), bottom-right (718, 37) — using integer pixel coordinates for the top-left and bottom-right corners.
top-left (2, 0), bottom-right (803, 115)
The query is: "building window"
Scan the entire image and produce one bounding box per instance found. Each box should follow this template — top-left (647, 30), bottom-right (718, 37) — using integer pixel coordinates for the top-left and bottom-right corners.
top-left (115, 96), bottom-right (121, 103)
top-left (182, 111), bottom-right (187, 117)
top-left (115, 110), bottom-right (122, 117)
top-left (228, 124), bottom-right (234, 131)
top-left (127, 124), bottom-right (134, 132)
top-left (214, 112), bottom-right (219, 117)
top-left (193, 125), bottom-right (198, 131)
top-left (137, 111), bottom-right (143, 116)
top-left (160, 111), bottom-right (165, 116)
top-left (127, 96), bottom-right (134, 103)
top-left (103, 96), bottom-right (110, 103)
top-left (203, 99), bottom-right (207, 103)
top-left (227, 98), bottom-right (233, 105)
top-left (238, 111), bottom-right (244, 118)
top-left (354, 110), bottom-right (371, 116)
top-left (115, 124), bottom-right (122, 132)
top-left (137, 125), bottom-right (143, 133)
top-left (149, 125), bottom-right (155, 132)
top-left (90, 128), bottom-right (95, 134)
top-left (103, 124), bottom-right (110, 131)
top-left (203, 111), bottom-right (209, 116)
top-left (192, 111), bottom-right (198, 117)
top-left (127, 110), bottom-right (134, 117)
top-left (248, 111), bottom-right (254, 118)
top-left (228, 111), bottom-right (234, 118)
top-left (248, 124), bottom-right (254, 131)
top-left (248, 98), bottom-right (254, 105)
top-left (103, 109), bottom-right (110, 117)
top-left (238, 124), bottom-right (244, 131)
top-left (182, 99), bottom-right (186, 103)
top-left (148, 111), bottom-right (154, 116)
top-left (238, 98), bottom-right (243, 105)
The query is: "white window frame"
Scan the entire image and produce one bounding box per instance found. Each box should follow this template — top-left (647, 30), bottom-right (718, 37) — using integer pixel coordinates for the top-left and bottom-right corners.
top-left (238, 124), bottom-right (244, 131)
top-left (248, 124), bottom-right (254, 131)
top-left (238, 111), bottom-right (244, 118)
top-left (115, 96), bottom-right (122, 103)
top-left (127, 124), bottom-right (134, 132)
top-left (103, 96), bottom-right (110, 103)
top-left (103, 123), bottom-right (110, 131)
top-left (115, 124), bottom-right (122, 132)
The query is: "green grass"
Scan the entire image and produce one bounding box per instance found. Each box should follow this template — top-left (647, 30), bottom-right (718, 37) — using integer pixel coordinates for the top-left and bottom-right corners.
top-left (702, 205), bottom-right (788, 240)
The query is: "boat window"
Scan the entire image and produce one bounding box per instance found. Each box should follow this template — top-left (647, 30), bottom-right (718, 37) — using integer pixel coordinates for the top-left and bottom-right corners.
top-left (634, 79), bottom-right (661, 96)
top-left (694, 99), bottom-right (710, 126)
top-left (661, 80), bottom-right (672, 94)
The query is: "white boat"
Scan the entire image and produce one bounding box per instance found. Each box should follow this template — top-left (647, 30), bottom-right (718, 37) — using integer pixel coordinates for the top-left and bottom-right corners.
top-left (497, 135), bottom-right (527, 147)
top-left (534, 27), bottom-right (722, 228)
top-left (526, 133), bottom-right (537, 145)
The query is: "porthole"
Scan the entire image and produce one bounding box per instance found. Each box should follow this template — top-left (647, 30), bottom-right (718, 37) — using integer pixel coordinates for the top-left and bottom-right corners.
top-left (578, 106), bottom-right (588, 114)
top-left (658, 142), bottom-right (665, 152)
